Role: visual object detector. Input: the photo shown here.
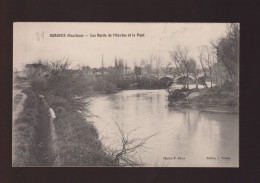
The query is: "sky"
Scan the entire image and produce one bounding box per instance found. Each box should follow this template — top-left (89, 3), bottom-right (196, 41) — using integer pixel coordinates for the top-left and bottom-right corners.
top-left (13, 23), bottom-right (228, 71)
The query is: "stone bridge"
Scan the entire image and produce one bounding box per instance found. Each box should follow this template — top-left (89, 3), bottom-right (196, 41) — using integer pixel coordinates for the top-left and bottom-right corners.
top-left (159, 74), bottom-right (206, 83)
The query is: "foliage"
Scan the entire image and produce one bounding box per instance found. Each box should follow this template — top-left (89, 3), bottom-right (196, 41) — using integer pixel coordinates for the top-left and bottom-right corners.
top-left (13, 88), bottom-right (39, 166)
top-left (30, 76), bottom-right (48, 93)
top-left (103, 120), bottom-right (156, 166)
top-left (170, 45), bottom-right (195, 88)
top-left (216, 23), bottom-right (239, 90)
top-left (93, 78), bottom-right (117, 93)
top-left (53, 108), bottom-right (118, 166)
top-left (168, 88), bottom-right (189, 102)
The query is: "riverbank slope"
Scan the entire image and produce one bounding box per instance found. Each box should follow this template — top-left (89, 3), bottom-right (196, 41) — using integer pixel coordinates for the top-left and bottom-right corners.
top-left (168, 87), bottom-right (239, 113)
top-left (13, 80), bottom-right (117, 166)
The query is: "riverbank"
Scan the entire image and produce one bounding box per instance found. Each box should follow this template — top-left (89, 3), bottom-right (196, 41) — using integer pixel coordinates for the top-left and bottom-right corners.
top-left (13, 80), bottom-right (117, 166)
top-left (44, 94), bottom-right (117, 166)
top-left (12, 86), bottom-right (39, 166)
top-left (168, 87), bottom-right (239, 113)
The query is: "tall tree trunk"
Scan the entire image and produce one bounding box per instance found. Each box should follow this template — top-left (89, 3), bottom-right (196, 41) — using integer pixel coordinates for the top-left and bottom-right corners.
top-left (204, 75), bottom-right (208, 88)
top-left (210, 73), bottom-right (212, 88)
top-left (209, 69), bottom-right (213, 88)
top-left (195, 77), bottom-right (198, 89)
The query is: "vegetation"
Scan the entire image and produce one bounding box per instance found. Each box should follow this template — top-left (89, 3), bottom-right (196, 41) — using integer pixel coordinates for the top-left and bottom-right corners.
top-left (13, 23), bottom-right (239, 166)
top-left (13, 87), bottom-right (39, 166)
top-left (168, 23), bottom-right (239, 112)
top-left (14, 57), bottom-right (159, 166)
top-left (216, 23), bottom-right (239, 90)
top-left (50, 103), bottom-right (117, 166)
top-left (13, 59), bottom-right (120, 166)
top-left (103, 121), bottom-right (156, 166)
top-left (168, 87), bottom-right (239, 112)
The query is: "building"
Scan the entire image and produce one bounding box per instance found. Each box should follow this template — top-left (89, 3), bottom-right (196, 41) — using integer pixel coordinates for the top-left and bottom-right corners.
top-left (25, 63), bottom-right (50, 78)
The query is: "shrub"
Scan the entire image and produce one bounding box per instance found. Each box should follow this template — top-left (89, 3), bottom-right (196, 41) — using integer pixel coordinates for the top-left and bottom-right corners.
top-left (168, 88), bottom-right (189, 101)
top-left (93, 79), bottom-right (117, 94)
top-left (53, 109), bottom-right (118, 166)
top-left (13, 92), bottom-right (39, 166)
top-left (30, 77), bottom-right (48, 92)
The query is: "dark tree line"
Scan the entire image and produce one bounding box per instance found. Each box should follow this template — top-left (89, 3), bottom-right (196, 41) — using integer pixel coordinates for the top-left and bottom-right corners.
top-left (216, 23), bottom-right (239, 90)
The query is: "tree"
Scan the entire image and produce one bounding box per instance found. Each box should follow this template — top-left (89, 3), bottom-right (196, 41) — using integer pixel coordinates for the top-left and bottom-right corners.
top-left (198, 44), bottom-right (217, 88)
top-left (154, 55), bottom-right (162, 80)
top-left (47, 58), bottom-right (71, 76)
top-left (103, 120), bottom-right (156, 166)
top-left (170, 45), bottom-right (193, 89)
top-left (202, 45), bottom-right (216, 88)
top-left (114, 58), bottom-right (125, 86)
top-left (212, 62), bottom-right (227, 87)
top-left (216, 23), bottom-right (239, 90)
top-left (198, 47), bottom-right (208, 88)
top-left (134, 65), bottom-right (142, 80)
top-left (162, 62), bottom-right (172, 77)
top-left (141, 57), bottom-right (154, 86)
top-left (188, 58), bottom-right (200, 89)
top-left (46, 59), bottom-right (94, 99)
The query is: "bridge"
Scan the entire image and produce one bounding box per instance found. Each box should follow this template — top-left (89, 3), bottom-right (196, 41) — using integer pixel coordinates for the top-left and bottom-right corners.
top-left (158, 73), bottom-right (206, 84)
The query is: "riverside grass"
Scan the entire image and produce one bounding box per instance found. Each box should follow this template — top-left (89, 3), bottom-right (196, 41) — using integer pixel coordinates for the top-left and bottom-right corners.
top-left (12, 88), bottom-right (38, 166)
top-left (50, 98), bottom-right (118, 166)
top-left (13, 86), bottom-right (117, 166)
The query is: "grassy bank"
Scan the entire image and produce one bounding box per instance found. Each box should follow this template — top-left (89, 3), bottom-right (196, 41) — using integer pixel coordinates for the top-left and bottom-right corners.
top-left (45, 95), bottom-right (118, 166)
top-left (13, 85), bottom-right (117, 166)
top-left (168, 87), bottom-right (239, 113)
top-left (12, 87), bottom-right (39, 166)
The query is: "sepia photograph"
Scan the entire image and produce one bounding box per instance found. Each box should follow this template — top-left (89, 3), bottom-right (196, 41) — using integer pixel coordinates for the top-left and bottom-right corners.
top-left (12, 22), bottom-right (239, 167)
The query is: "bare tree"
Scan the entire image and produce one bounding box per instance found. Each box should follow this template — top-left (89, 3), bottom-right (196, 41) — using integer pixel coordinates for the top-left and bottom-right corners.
top-left (141, 57), bottom-right (153, 86)
top-left (114, 57), bottom-right (125, 84)
top-left (47, 58), bottom-right (71, 76)
top-left (189, 58), bottom-right (200, 89)
top-left (201, 45), bottom-right (216, 88)
top-left (198, 46), bottom-right (209, 88)
top-left (162, 61), bottom-right (172, 77)
top-left (103, 120), bottom-right (156, 166)
top-left (124, 61), bottom-right (130, 75)
top-left (170, 45), bottom-right (193, 89)
top-left (154, 56), bottom-right (162, 80)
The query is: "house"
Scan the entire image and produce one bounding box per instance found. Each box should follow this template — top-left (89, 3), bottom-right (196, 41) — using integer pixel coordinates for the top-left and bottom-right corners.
top-left (25, 63), bottom-right (50, 78)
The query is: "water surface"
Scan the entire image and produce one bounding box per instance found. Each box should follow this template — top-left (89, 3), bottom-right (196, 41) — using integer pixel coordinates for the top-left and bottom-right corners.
top-left (88, 89), bottom-right (239, 167)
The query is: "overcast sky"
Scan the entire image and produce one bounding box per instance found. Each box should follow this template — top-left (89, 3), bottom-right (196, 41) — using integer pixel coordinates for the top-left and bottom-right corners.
top-left (13, 23), bottom-right (228, 71)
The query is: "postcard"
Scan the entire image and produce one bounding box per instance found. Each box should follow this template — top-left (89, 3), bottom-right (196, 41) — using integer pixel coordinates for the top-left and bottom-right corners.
top-left (13, 22), bottom-right (239, 167)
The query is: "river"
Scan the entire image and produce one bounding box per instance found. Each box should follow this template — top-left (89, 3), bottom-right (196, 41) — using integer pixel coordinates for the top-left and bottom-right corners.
top-left (87, 89), bottom-right (239, 167)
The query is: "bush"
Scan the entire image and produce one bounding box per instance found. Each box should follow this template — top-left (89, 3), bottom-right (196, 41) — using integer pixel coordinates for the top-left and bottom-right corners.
top-left (168, 88), bottom-right (189, 101)
top-left (30, 77), bottom-right (48, 92)
top-left (93, 79), bottom-right (117, 94)
top-left (53, 109), bottom-right (118, 166)
top-left (222, 80), bottom-right (235, 91)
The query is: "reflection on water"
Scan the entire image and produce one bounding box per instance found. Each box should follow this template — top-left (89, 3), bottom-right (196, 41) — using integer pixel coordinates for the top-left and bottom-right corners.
top-left (87, 89), bottom-right (239, 167)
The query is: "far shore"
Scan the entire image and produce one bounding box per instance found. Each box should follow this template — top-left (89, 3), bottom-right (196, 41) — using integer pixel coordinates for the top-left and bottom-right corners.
top-left (167, 87), bottom-right (239, 114)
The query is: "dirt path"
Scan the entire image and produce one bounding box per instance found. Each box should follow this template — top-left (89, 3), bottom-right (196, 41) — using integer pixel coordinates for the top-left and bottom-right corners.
top-left (12, 83), bottom-right (28, 162)
top-left (30, 99), bottom-right (56, 166)
top-left (13, 80), bottom-right (57, 166)
top-left (12, 85), bottom-right (27, 121)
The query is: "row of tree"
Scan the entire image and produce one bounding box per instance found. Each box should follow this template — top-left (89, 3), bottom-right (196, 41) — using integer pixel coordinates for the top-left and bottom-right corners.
top-left (169, 23), bottom-right (239, 90)
top-left (25, 24), bottom-right (239, 93)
